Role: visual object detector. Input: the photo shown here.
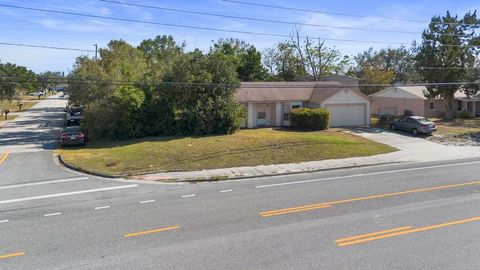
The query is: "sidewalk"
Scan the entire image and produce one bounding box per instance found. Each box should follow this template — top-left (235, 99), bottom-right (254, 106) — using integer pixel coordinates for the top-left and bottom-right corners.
top-left (132, 128), bottom-right (480, 182)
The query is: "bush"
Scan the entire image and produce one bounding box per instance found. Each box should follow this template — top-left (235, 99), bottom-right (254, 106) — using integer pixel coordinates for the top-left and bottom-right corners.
top-left (458, 110), bottom-right (474, 119)
top-left (404, 109), bottom-right (413, 116)
top-left (290, 108), bottom-right (329, 130)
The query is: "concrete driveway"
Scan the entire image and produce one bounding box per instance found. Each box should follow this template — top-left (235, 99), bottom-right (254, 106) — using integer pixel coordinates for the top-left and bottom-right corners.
top-left (348, 128), bottom-right (480, 162)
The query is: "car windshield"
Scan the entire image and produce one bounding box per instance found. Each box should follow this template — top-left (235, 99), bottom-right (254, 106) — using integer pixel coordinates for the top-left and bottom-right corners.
top-left (64, 126), bottom-right (81, 134)
top-left (416, 117), bottom-right (431, 123)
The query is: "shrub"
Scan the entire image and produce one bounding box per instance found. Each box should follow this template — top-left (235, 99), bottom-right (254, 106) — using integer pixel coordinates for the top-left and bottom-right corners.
top-left (404, 109), bottom-right (413, 116)
top-left (458, 110), bottom-right (474, 119)
top-left (290, 108), bottom-right (330, 130)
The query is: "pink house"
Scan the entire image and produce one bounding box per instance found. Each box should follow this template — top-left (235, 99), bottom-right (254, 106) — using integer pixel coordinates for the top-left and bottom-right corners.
top-left (371, 86), bottom-right (480, 117)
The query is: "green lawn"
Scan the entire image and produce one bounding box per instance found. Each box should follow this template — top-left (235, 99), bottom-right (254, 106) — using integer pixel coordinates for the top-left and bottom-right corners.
top-left (57, 128), bottom-right (396, 176)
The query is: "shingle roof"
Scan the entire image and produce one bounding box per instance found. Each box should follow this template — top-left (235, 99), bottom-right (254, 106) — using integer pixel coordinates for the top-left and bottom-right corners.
top-left (235, 81), bottom-right (346, 103)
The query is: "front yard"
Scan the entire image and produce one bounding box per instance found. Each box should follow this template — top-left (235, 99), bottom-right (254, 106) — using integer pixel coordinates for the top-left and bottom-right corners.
top-left (428, 118), bottom-right (480, 145)
top-left (0, 98), bottom-right (39, 124)
top-left (57, 128), bottom-right (396, 176)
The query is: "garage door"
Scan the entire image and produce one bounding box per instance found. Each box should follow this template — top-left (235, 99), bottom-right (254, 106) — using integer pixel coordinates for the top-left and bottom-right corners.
top-left (325, 104), bottom-right (366, 127)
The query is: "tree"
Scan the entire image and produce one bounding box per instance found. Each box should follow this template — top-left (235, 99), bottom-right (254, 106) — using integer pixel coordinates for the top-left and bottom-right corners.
top-left (354, 47), bottom-right (420, 83)
top-left (290, 28), bottom-right (349, 80)
top-left (274, 42), bottom-right (305, 81)
top-left (68, 37), bottom-right (244, 139)
top-left (38, 71), bottom-right (65, 90)
top-left (0, 62), bottom-right (37, 102)
top-left (210, 39), bottom-right (267, 81)
top-left (415, 11), bottom-right (480, 119)
top-left (138, 35), bottom-right (185, 81)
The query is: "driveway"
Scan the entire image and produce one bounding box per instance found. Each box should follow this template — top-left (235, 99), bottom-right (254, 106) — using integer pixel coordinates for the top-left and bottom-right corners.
top-left (348, 128), bottom-right (480, 162)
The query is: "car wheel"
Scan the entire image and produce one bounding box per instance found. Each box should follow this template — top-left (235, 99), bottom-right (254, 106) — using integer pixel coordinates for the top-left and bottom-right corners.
top-left (390, 124), bottom-right (396, 130)
top-left (412, 128), bottom-right (418, 135)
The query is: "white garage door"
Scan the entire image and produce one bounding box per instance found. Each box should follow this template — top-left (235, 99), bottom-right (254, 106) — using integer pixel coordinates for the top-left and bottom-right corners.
top-left (325, 104), bottom-right (366, 127)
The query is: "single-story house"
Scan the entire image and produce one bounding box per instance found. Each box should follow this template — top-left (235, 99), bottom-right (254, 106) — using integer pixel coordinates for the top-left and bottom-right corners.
top-left (235, 81), bottom-right (371, 128)
top-left (370, 86), bottom-right (480, 117)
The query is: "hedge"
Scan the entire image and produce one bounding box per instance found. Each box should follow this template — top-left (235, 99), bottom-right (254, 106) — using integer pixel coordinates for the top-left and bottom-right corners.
top-left (290, 108), bottom-right (330, 130)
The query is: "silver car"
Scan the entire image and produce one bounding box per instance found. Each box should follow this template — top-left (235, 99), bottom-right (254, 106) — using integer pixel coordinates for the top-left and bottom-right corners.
top-left (390, 116), bottom-right (437, 135)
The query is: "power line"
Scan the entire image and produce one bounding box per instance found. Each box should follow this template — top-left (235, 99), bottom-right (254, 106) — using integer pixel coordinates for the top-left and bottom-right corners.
top-left (100, 0), bottom-right (456, 36)
top-left (1, 76), bottom-right (478, 88)
top-left (0, 3), bottom-right (469, 47)
top-left (222, 0), bottom-right (480, 26)
top-left (0, 42), bottom-right (94, 52)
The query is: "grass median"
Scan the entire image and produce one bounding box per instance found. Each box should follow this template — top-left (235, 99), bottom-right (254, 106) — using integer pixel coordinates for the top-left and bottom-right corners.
top-left (57, 128), bottom-right (397, 176)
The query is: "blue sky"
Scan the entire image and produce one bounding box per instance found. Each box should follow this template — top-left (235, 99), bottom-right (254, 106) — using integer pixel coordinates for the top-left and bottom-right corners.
top-left (0, 0), bottom-right (479, 73)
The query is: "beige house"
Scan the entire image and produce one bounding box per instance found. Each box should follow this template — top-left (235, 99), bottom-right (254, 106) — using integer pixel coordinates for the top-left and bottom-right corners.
top-left (235, 81), bottom-right (371, 128)
top-left (371, 86), bottom-right (480, 118)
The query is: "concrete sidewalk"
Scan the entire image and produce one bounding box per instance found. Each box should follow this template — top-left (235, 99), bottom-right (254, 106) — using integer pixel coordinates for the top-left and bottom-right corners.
top-left (132, 128), bottom-right (480, 182)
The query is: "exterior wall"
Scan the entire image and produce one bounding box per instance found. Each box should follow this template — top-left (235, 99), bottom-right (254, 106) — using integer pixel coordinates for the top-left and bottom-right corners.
top-left (424, 99), bottom-right (446, 118)
top-left (371, 96), bottom-right (425, 116)
top-left (240, 104), bottom-right (247, 128)
top-left (275, 103), bottom-right (282, 126)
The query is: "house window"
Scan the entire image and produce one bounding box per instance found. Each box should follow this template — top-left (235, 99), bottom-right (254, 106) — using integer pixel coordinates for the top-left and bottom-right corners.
top-left (292, 105), bottom-right (301, 109)
top-left (283, 103), bottom-right (290, 121)
top-left (467, 102), bottom-right (471, 111)
top-left (257, 111), bottom-right (266, 120)
top-left (457, 100), bottom-right (462, 111)
top-left (429, 101), bottom-right (435, 110)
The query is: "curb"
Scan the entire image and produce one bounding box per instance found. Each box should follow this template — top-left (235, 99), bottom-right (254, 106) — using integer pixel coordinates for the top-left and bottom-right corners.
top-left (56, 154), bottom-right (127, 179)
top-left (136, 161), bottom-right (404, 183)
top-left (56, 154), bottom-right (403, 183)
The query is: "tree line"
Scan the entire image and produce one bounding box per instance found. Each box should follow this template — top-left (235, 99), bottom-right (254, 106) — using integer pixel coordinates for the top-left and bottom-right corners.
top-left (2, 10), bottom-right (479, 132)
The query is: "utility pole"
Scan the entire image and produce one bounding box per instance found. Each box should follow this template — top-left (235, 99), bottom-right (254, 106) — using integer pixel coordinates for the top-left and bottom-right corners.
top-left (318, 37), bottom-right (322, 80)
top-left (94, 44), bottom-right (98, 60)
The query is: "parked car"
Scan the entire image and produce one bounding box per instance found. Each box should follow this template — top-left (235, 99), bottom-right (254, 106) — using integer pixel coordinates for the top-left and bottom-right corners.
top-left (60, 126), bottom-right (86, 146)
top-left (390, 116), bottom-right (437, 135)
top-left (28, 91), bottom-right (43, 96)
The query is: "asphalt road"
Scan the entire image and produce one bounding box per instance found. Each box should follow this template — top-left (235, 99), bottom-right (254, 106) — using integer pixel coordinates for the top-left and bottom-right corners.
top-left (1, 96), bottom-right (480, 269)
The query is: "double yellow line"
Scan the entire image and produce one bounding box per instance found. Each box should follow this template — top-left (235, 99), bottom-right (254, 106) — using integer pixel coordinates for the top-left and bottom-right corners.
top-left (0, 151), bottom-right (9, 166)
top-left (124, 225), bottom-right (180, 238)
top-left (336, 216), bottom-right (480, 247)
top-left (0, 252), bottom-right (25, 260)
top-left (260, 180), bottom-right (480, 217)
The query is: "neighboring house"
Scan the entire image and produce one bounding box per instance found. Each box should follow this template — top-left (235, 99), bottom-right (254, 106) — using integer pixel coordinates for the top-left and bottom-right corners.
top-left (235, 81), bottom-right (371, 128)
top-left (371, 86), bottom-right (480, 117)
top-left (455, 91), bottom-right (480, 117)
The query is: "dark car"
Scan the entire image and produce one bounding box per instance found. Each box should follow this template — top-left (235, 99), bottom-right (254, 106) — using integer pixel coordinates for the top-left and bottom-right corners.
top-left (60, 126), bottom-right (86, 146)
top-left (390, 116), bottom-right (437, 135)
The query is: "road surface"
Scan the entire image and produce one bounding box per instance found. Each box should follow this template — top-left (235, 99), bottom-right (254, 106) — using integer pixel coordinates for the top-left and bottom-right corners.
top-left (1, 96), bottom-right (479, 269)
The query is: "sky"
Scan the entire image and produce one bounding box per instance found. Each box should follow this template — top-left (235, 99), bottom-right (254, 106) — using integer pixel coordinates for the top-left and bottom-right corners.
top-left (0, 0), bottom-right (479, 73)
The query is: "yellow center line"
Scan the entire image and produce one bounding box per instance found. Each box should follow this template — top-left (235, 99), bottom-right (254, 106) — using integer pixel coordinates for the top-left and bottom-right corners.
top-left (124, 225), bottom-right (180, 238)
top-left (337, 216), bottom-right (480, 247)
top-left (261, 205), bottom-right (331, 217)
top-left (335, 226), bottom-right (413, 244)
top-left (260, 180), bottom-right (480, 217)
top-left (0, 152), bottom-right (9, 165)
top-left (0, 252), bottom-right (25, 260)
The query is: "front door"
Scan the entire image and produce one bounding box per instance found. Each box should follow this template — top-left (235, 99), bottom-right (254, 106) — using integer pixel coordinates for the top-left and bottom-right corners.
top-left (256, 104), bottom-right (270, 126)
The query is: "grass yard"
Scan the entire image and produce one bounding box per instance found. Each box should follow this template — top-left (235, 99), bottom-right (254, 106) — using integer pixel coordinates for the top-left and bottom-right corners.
top-left (57, 128), bottom-right (396, 176)
top-left (1, 99), bottom-right (39, 112)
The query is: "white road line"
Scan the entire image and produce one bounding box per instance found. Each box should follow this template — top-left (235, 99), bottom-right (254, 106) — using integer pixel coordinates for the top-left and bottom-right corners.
top-left (0, 177), bottom-right (89, 190)
top-left (220, 190), bottom-right (232, 193)
top-left (0, 220), bottom-right (9, 223)
top-left (44, 212), bottom-right (62, 217)
top-left (0, 184), bottom-right (138, 205)
top-left (140, 200), bottom-right (155, 204)
top-left (256, 160), bottom-right (480, 189)
top-left (181, 194), bottom-right (196, 198)
top-left (94, 206), bottom-right (111, 210)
